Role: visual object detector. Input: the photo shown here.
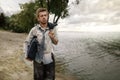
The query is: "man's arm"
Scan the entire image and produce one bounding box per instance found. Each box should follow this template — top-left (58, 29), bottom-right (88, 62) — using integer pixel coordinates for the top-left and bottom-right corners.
top-left (48, 27), bottom-right (58, 45)
top-left (49, 34), bottom-right (58, 45)
top-left (23, 28), bottom-right (34, 57)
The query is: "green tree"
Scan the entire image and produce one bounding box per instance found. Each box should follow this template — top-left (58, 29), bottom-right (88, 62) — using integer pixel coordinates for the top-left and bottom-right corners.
top-left (47, 0), bottom-right (80, 23)
top-left (9, 0), bottom-right (80, 33)
top-left (38, 0), bottom-right (69, 23)
top-left (9, 1), bottom-right (40, 32)
top-left (0, 13), bottom-right (5, 27)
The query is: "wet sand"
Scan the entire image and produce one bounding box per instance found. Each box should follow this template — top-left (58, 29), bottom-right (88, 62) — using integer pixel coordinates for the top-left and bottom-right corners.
top-left (0, 30), bottom-right (78, 80)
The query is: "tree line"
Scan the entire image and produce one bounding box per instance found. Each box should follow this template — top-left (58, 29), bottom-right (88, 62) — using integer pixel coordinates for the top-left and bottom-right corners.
top-left (0, 0), bottom-right (79, 33)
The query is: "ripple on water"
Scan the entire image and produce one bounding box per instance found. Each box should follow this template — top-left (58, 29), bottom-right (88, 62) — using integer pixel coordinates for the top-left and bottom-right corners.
top-left (55, 32), bottom-right (120, 80)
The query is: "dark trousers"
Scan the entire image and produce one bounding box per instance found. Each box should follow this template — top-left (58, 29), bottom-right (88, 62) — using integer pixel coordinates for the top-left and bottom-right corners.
top-left (33, 54), bottom-right (55, 80)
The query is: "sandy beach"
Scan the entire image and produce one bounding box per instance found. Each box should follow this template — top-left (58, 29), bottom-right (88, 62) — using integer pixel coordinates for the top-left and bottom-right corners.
top-left (0, 30), bottom-right (77, 80)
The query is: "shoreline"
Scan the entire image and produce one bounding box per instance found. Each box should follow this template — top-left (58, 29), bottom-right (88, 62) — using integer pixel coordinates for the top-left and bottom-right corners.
top-left (0, 30), bottom-right (78, 80)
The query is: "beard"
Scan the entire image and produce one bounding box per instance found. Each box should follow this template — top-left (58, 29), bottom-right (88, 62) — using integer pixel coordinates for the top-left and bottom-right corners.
top-left (40, 19), bottom-right (48, 24)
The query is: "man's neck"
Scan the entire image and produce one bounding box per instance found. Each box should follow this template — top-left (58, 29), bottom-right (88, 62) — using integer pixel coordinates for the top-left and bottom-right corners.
top-left (40, 23), bottom-right (47, 29)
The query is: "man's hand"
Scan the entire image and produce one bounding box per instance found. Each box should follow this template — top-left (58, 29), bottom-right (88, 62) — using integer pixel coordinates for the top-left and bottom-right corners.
top-left (48, 30), bottom-right (55, 39)
top-left (26, 57), bottom-right (33, 61)
top-left (48, 30), bottom-right (58, 45)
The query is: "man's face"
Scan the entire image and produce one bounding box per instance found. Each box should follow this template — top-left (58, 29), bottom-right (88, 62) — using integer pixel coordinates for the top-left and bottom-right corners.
top-left (38, 11), bottom-right (48, 24)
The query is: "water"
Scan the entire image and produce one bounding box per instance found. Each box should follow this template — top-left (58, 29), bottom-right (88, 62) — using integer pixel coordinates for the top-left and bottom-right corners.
top-left (55, 32), bottom-right (120, 80)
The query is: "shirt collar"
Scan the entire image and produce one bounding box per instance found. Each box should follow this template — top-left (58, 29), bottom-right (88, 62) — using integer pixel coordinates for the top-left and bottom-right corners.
top-left (37, 24), bottom-right (49, 31)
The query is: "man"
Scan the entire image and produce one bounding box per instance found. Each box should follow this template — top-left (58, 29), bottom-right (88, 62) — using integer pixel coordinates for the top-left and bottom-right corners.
top-left (24, 8), bottom-right (58, 80)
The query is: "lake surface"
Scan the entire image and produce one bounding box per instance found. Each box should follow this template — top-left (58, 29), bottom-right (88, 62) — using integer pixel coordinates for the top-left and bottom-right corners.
top-left (55, 32), bottom-right (120, 80)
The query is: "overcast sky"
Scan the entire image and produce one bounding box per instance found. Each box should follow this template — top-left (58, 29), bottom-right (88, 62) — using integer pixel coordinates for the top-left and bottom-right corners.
top-left (0, 0), bottom-right (120, 32)
top-left (0, 0), bottom-right (30, 12)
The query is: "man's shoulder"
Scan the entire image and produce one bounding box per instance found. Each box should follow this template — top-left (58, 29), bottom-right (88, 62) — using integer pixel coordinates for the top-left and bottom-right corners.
top-left (30, 25), bottom-right (38, 31)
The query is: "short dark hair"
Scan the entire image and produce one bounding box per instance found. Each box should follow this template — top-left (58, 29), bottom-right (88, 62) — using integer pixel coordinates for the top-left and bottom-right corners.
top-left (36, 8), bottom-right (48, 18)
